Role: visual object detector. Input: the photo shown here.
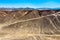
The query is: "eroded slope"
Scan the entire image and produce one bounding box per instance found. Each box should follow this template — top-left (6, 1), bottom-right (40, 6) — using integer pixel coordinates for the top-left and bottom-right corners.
top-left (0, 10), bottom-right (60, 40)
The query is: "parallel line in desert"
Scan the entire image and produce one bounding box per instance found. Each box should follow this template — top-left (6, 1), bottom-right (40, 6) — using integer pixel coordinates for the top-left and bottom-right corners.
top-left (27, 34), bottom-right (60, 36)
top-left (0, 12), bottom-right (60, 29)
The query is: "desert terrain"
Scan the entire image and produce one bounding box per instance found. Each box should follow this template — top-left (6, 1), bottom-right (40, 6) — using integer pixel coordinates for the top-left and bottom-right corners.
top-left (0, 10), bottom-right (60, 40)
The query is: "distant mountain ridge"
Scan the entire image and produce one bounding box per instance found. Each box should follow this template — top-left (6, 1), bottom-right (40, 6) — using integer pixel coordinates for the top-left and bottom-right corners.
top-left (0, 7), bottom-right (60, 11)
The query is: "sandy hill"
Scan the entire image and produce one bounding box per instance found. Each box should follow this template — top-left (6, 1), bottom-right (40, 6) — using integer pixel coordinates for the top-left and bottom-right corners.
top-left (0, 10), bottom-right (60, 40)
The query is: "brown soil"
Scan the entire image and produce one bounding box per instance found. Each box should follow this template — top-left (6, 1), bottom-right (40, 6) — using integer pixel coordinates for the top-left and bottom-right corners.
top-left (0, 10), bottom-right (60, 40)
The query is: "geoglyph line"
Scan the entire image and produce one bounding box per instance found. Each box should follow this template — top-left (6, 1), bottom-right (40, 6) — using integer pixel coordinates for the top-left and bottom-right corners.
top-left (0, 12), bottom-right (60, 29)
